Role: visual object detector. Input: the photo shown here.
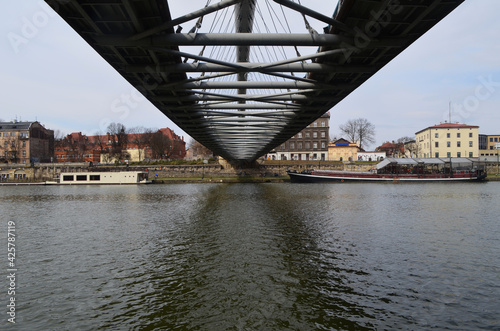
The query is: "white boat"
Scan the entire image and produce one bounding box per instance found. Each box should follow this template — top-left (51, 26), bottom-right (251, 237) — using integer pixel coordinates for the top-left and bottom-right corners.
top-left (49, 171), bottom-right (151, 185)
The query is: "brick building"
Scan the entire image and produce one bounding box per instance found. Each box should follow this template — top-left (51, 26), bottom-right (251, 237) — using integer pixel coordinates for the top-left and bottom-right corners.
top-left (55, 128), bottom-right (186, 163)
top-left (0, 120), bottom-right (54, 164)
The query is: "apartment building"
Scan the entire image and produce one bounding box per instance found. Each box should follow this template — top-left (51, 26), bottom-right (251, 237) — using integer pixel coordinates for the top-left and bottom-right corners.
top-left (0, 120), bottom-right (54, 164)
top-left (268, 112), bottom-right (330, 161)
top-left (415, 123), bottom-right (479, 158)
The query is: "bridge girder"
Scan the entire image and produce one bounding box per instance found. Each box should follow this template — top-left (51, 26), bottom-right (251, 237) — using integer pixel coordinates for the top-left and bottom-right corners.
top-left (45, 0), bottom-right (465, 163)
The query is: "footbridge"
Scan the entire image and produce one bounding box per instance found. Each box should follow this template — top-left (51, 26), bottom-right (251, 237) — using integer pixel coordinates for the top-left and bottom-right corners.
top-left (45, 0), bottom-right (464, 164)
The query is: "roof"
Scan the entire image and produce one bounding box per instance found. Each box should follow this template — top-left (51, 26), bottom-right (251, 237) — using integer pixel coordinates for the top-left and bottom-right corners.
top-left (416, 123), bottom-right (479, 134)
top-left (0, 121), bottom-right (34, 131)
top-left (376, 157), bottom-right (477, 170)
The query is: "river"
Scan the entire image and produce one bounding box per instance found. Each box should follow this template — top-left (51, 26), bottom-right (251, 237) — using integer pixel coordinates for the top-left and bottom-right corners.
top-left (1, 182), bottom-right (499, 330)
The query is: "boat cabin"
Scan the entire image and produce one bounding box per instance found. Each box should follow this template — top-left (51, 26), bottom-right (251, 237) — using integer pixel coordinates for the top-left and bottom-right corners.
top-left (57, 171), bottom-right (149, 185)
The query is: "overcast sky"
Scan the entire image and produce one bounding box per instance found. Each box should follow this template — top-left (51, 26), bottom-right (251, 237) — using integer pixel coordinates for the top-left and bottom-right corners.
top-left (1, 1), bottom-right (499, 149)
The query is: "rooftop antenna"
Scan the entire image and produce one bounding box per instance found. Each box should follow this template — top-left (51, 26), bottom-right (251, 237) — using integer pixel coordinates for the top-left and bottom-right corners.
top-left (448, 101), bottom-right (452, 124)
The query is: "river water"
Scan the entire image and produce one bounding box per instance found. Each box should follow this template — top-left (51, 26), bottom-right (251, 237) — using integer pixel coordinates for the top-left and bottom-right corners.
top-left (1, 182), bottom-right (500, 330)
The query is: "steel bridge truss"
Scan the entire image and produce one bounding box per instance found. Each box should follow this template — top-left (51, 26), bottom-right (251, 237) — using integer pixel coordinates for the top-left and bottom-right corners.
top-left (46, 0), bottom-right (465, 163)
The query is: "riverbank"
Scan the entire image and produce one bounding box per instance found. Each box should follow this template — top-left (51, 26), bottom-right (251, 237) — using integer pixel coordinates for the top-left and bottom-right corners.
top-left (2, 160), bottom-right (499, 184)
top-left (2, 175), bottom-right (499, 185)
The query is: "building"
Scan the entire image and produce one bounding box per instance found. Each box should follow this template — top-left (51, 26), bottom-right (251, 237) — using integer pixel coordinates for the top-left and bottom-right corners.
top-left (328, 138), bottom-right (362, 161)
top-left (357, 151), bottom-right (386, 161)
top-left (268, 112), bottom-right (330, 161)
top-left (415, 123), bottom-right (479, 158)
top-left (55, 128), bottom-right (186, 163)
top-left (376, 141), bottom-right (404, 158)
top-left (0, 120), bottom-right (54, 164)
top-left (479, 134), bottom-right (500, 157)
top-left (403, 140), bottom-right (418, 158)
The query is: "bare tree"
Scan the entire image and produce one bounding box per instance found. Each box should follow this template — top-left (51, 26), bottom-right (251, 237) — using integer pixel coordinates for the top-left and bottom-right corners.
top-left (396, 136), bottom-right (413, 144)
top-left (339, 118), bottom-right (376, 150)
top-left (107, 122), bottom-right (128, 160)
top-left (150, 130), bottom-right (172, 159)
top-left (188, 139), bottom-right (213, 159)
top-left (128, 126), bottom-right (155, 161)
top-left (398, 136), bottom-right (418, 157)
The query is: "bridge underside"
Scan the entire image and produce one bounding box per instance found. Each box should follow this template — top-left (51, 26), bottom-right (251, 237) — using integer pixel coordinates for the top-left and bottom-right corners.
top-left (46, 0), bottom-right (464, 163)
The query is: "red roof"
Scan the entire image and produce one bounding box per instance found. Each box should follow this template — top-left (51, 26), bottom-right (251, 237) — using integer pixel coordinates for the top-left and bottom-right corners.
top-left (416, 123), bottom-right (478, 134)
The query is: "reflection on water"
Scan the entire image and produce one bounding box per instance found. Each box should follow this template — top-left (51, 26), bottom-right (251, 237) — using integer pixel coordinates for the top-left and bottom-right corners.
top-left (1, 183), bottom-right (499, 330)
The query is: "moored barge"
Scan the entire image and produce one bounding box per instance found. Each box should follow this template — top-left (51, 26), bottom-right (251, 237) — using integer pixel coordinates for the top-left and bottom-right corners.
top-left (288, 158), bottom-right (487, 183)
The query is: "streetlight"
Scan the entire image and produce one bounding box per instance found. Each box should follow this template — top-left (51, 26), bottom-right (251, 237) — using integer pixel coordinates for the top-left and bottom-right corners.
top-left (495, 142), bottom-right (500, 175)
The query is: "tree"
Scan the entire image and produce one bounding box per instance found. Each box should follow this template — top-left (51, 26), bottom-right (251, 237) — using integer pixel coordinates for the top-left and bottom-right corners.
top-left (397, 136), bottom-right (418, 157)
top-left (339, 118), bottom-right (376, 150)
top-left (106, 122), bottom-right (128, 160)
top-left (128, 126), bottom-right (155, 161)
top-left (150, 130), bottom-right (172, 159)
top-left (188, 139), bottom-right (213, 159)
top-left (396, 136), bottom-right (413, 144)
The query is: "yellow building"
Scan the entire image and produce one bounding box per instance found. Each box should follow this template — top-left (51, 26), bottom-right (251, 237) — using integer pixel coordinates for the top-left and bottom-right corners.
top-left (328, 138), bottom-right (361, 161)
top-left (415, 123), bottom-right (479, 158)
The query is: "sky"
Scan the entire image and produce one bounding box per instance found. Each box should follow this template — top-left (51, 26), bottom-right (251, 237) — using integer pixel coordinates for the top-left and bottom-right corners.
top-left (1, 0), bottom-right (499, 150)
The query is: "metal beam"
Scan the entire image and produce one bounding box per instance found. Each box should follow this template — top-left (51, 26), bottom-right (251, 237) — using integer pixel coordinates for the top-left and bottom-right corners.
top-left (169, 81), bottom-right (348, 90)
top-left (129, 0), bottom-right (244, 41)
top-left (97, 33), bottom-right (344, 47)
top-left (273, 0), bottom-right (354, 34)
top-left (126, 62), bottom-right (370, 73)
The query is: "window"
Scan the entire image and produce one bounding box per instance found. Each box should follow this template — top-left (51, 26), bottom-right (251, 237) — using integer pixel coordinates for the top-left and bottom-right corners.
top-left (447, 141), bottom-right (451, 147)
top-left (89, 175), bottom-right (100, 181)
top-left (305, 132), bottom-right (310, 138)
top-left (22, 141), bottom-right (26, 147)
top-left (313, 122), bottom-right (317, 127)
top-left (298, 133), bottom-right (302, 138)
top-left (63, 175), bottom-right (74, 181)
top-left (457, 152), bottom-right (461, 157)
top-left (305, 142), bottom-right (310, 149)
top-left (76, 175), bottom-right (87, 181)
top-left (22, 150), bottom-right (26, 157)
top-left (298, 142), bottom-right (302, 150)
top-left (11, 141), bottom-right (15, 147)
top-left (321, 132), bottom-right (326, 138)
top-left (435, 152), bottom-right (439, 158)
top-left (457, 141), bottom-right (461, 147)
top-left (457, 133), bottom-right (461, 138)
top-left (447, 133), bottom-right (451, 138)
top-left (469, 141), bottom-right (473, 147)
top-left (313, 142), bottom-right (318, 149)
top-left (435, 133), bottom-right (439, 138)
top-left (435, 142), bottom-right (439, 148)
top-left (469, 152), bottom-right (473, 157)
top-left (447, 152), bottom-right (451, 157)
top-left (321, 121), bottom-right (326, 127)
top-left (313, 132), bottom-right (317, 138)
top-left (496, 138), bottom-right (499, 142)
top-left (321, 142), bottom-right (326, 149)
top-left (290, 143), bottom-right (295, 150)
top-left (469, 132), bottom-right (473, 138)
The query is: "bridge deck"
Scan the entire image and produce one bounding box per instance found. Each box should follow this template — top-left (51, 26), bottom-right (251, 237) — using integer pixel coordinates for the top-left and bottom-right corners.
top-left (45, 0), bottom-right (464, 163)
